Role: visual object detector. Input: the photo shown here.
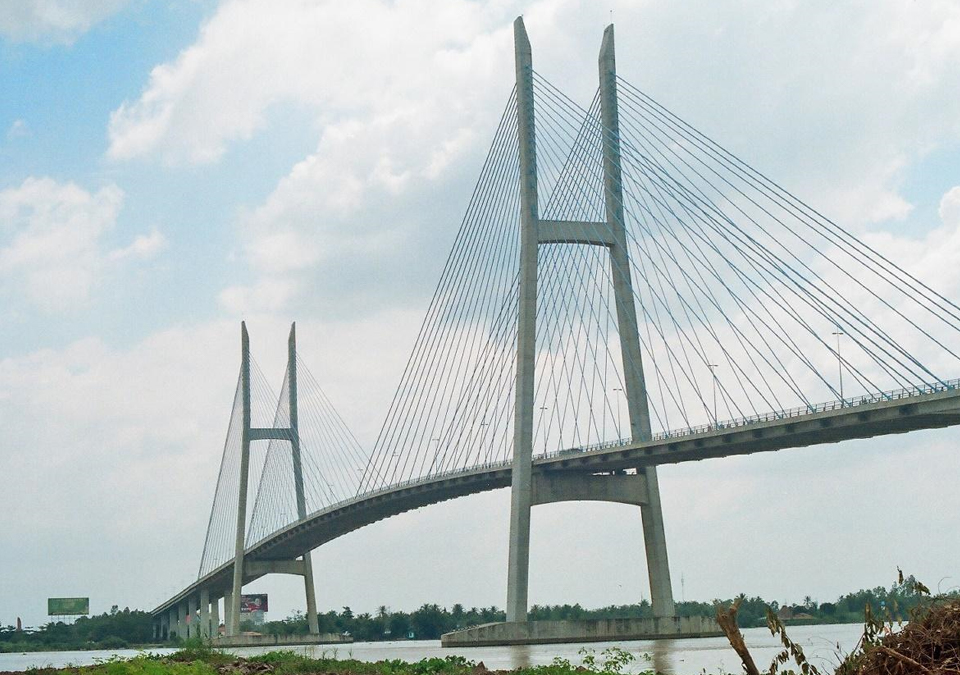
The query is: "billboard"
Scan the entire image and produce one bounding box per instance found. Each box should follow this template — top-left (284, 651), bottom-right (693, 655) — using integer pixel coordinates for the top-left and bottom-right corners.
top-left (48, 597), bottom-right (90, 615)
top-left (239, 594), bottom-right (268, 613)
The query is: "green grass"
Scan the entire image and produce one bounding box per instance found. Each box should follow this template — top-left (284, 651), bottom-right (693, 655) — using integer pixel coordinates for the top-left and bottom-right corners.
top-left (22, 645), bottom-right (657, 675)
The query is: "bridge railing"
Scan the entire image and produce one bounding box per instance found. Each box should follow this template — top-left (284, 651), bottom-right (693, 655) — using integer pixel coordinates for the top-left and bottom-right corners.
top-left (541, 378), bottom-right (960, 460)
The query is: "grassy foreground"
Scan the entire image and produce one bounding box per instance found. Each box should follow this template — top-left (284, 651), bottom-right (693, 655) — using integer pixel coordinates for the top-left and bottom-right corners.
top-left (13, 645), bottom-right (651, 675)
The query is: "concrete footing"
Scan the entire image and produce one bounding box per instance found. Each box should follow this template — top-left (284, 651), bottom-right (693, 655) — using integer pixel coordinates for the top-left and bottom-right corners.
top-left (440, 617), bottom-right (722, 647)
top-left (210, 633), bottom-right (351, 648)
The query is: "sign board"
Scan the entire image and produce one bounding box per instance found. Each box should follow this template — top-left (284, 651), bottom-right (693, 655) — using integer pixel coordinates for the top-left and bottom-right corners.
top-left (48, 597), bottom-right (90, 615)
top-left (239, 594), bottom-right (268, 613)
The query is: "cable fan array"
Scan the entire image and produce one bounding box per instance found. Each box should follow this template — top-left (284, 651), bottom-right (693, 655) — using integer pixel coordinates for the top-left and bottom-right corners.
top-left (198, 354), bottom-right (365, 578)
top-left (359, 71), bottom-right (960, 494)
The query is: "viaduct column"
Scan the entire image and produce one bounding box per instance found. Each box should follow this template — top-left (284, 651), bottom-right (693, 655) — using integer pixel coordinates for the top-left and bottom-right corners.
top-left (223, 588), bottom-right (233, 635)
top-left (598, 25), bottom-right (675, 618)
top-left (506, 15), bottom-right (540, 624)
top-left (288, 324), bottom-right (320, 634)
top-left (187, 596), bottom-right (198, 638)
top-left (228, 322), bottom-right (252, 636)
top-left (210, 594), bottom-right (220, 637)
top-left (199, 588), bottom-right (210, 638)
top-left (168, 606), bottom-right (178, 639)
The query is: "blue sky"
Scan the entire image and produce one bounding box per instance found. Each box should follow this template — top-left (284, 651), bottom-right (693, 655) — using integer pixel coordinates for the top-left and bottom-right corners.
top-left (2, 0), bottom-right (960, 630)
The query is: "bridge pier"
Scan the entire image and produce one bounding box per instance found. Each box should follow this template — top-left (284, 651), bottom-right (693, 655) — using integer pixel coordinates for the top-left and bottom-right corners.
top-left (223, 588), bottom-right (233, 635)
top-left (187, 596), bottom-right (198, 638)
top-left (180, 600), bottom-right (190, 638)
top-left (199, 588), bottom-right (210, 637)
top-left (210, 593), bottom-right (220, 637)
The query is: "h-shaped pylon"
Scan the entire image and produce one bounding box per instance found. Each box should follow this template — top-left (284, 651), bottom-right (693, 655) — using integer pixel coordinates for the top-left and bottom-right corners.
top-left (226, 322), bottom-right (320, 636)
top-left (506, 18), bottom-right (676, 622)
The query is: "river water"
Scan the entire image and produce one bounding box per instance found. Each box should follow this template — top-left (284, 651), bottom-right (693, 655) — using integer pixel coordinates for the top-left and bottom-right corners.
top-left (0, 623), bottom-right (865, 674)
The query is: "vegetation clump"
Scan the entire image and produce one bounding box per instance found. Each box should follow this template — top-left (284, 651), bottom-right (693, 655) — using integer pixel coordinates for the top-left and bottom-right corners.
top-left (13, 646), bottom-right (650, 675)
top-left (837, 573), bottom-right (960, 675)
top-left (718, 570), bottom-right (960, 675)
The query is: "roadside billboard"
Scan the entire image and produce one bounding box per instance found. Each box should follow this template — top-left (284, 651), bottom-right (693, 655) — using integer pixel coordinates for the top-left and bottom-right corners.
top-left (239, 594), bottom-right (268, 613)
top-left (48, 597), bottom-right (90, 615)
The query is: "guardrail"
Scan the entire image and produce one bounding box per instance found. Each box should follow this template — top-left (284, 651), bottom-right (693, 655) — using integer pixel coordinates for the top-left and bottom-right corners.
top-left (541, 378), bottom-right (960, 460)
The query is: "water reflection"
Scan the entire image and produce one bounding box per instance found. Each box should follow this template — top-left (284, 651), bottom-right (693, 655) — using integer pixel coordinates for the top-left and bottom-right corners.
top-left (649, 639), bottom-right (674, 674)
top-left (506, 644), bottom-right (533, 669)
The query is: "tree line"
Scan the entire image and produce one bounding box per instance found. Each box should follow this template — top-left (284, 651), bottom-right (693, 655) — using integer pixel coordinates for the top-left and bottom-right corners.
top-left (253, 575), bottom-right (938, 640)
top-left (0, 576), bottom-right (941, 650)
top-left (0, 607), bottom-right (153, 652)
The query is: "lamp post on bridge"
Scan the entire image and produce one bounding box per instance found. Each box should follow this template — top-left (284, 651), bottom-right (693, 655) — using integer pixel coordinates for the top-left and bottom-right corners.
top-left (539, 406), bottom-right (548, 453)
top-left (832, 329), bottom-right (845, 403)
top-left (707, 364), bottom-right (719, 427)
top-left (612, 387), bottom-right (622, 437)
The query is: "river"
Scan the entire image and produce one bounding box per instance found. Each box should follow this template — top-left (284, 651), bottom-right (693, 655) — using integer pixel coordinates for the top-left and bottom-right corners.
top-left (0, 623), bottom-right (866, 674)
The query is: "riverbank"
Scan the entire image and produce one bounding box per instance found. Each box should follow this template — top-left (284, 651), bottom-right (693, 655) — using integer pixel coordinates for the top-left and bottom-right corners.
top-left (0, 645), bottom-right (660, 675)
top-left (0, 624), bottom-right (869, 675)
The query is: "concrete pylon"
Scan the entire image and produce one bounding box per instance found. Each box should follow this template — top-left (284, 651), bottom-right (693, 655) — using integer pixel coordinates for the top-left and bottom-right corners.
top-left (226, 322), bottom-right (321, 636)
top-left (506, 15), bottom-right (539, 624)
top-left (505, 18), bottom-right (676, 622)
top-left (598, 24), bottom-right (675, 619)
top-left (228, 322), bottom-right (252, 636)
top-left (288, 324), bottom-right (320, 634)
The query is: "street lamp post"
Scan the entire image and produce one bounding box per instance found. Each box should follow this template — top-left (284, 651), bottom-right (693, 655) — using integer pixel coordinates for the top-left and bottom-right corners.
top-left (707, 364), bottom-right (719, 426)
top-left (612, 387), bottom-right (623, 437)
top-left (832, 329), bottom-right (845, 403)
top-left (539, 406), bottom-right (548, 453)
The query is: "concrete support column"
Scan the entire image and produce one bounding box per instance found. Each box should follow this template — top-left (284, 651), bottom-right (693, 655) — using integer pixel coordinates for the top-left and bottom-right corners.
top-left (229, 322), bottom-right (252, 636)
top-left (199, 588), bottom-right (211, 638)
top-left (598, 24), bottom-right (675, 618)
top-left (288, 324), bottom-right (320, 634)
top-left (210, 595), bottom-right (220, 638)
top-left (186, 597), bottom-right (197, 638)
top-left (506, 15), bottom-right (540, 624)
top-left (161, 612), bottom-right (169, 640)
top-left (223, 588), bottom-right (233, 635)
top-left (168, 607), bottom-right (178, 640)
top-left (179, 600), bottom-right (189, 639)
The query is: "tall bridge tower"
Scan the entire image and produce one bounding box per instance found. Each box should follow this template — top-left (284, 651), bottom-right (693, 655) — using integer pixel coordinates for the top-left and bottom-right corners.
top-left (225, 323), bottom-right (320, 637)
top-left (507, 18), bottom-right (674, 622)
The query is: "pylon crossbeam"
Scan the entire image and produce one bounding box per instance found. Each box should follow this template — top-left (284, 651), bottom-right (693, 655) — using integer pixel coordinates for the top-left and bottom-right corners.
top-left (537, 219), bottom-right (613, 246)
top-left (248, 427), bottom-right (292, 441)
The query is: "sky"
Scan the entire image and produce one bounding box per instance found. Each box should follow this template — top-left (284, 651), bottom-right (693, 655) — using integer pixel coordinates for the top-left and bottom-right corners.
top-left (2, 0), bottom-right (960, 629)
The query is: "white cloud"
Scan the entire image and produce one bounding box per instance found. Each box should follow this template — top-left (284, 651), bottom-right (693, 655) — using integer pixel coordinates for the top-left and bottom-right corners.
top-left (108, 229), bottom-right (167, 261)
top-left (939, 186), bottom-right (960, 228)
top-left (0, 177), bottom-right (122, 311)
top-left (6, 119), bottom-right (29, 139)
top-left (0, 0), bottom-right (128, 44)
top-left (218, 277), bottom-right (300, 314)
top-left (0, 177), bottom-right (165, 312)
top-left (106, 0), bottom-right (510, 166)
top-left (105, 0), bottom-right (960, 329)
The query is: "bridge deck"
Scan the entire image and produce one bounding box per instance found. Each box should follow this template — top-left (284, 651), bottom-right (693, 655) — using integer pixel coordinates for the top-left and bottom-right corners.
top-left (153, 384), bottom-right (960, 617)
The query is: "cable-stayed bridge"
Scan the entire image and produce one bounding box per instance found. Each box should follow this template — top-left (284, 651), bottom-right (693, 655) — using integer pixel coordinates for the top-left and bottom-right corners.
top-left (150, 18), bottom-right (960, 641)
